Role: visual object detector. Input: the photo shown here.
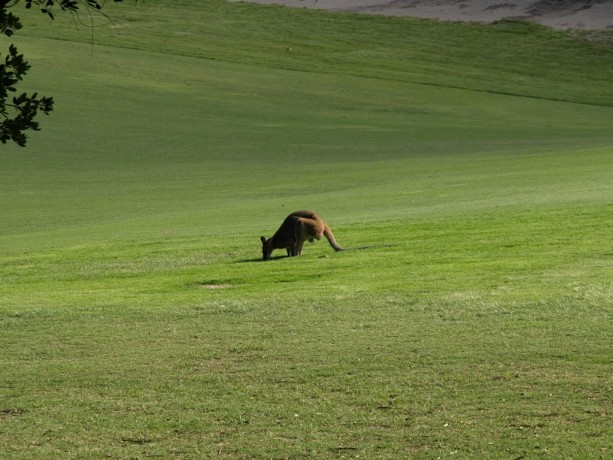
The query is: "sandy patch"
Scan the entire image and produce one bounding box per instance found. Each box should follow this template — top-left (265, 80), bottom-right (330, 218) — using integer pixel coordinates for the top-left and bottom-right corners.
top-left (234, 0), bottom-right (613, 30)
top-left (198, 283), bottom-right (234, 289)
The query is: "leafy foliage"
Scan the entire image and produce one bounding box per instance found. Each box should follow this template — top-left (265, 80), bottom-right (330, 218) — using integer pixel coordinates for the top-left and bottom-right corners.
top-left (0, 44), bottom-right (53, 146)
top-left (0, 0), bottom-right (123, 147)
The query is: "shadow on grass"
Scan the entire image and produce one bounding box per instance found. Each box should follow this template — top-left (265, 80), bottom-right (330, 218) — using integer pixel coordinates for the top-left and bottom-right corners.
top-left (236, 255), bottom-right (288, 263)
top-left (236, 244), bottom-right (399, 263)
top-left (342, 244), bottom-right (399, 251)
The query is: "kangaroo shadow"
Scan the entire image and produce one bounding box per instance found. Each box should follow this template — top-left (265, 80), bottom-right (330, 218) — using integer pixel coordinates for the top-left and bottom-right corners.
top-left (342, 244), bottom-right (399, 251)
top-left (236, 255), bottom-right (290, 263)
top-left (236, 244), bottom-right (399, 263)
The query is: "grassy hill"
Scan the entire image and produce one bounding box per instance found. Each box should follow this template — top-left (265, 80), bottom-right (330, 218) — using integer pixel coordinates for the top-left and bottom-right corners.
top-left (18, 0), bottom-right (613, 105)
top-left (1, 1), bottom-right (612, 458)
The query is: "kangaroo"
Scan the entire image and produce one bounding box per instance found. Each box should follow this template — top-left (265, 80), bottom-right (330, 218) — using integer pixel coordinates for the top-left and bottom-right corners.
top-left (260, 210), bottom-right (343, 260)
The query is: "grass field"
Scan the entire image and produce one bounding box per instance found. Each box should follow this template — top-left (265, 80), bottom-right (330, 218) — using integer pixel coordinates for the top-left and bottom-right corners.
top-left (1, 0), bottom-right (612, 458)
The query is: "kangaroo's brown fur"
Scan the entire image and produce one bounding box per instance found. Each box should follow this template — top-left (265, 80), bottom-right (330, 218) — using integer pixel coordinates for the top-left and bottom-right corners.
top-left (261, 210), bottom-right (343, 260)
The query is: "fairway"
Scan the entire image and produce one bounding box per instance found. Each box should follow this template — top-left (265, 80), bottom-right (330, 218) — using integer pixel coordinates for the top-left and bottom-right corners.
top-left (1, 0), bottom-right (612, 458)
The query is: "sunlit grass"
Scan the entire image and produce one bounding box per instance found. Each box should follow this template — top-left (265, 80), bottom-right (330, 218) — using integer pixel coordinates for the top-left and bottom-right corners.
top-left (1, 1), bottom-right (612, 457)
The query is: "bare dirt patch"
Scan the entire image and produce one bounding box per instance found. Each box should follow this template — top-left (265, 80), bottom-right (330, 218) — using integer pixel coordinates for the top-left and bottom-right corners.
top-left (0, 408), bottom-right (26, 418)
top-left (235, 0), bottom-right (613, 30)
top-left (197, 283), bottom-right (234, 289)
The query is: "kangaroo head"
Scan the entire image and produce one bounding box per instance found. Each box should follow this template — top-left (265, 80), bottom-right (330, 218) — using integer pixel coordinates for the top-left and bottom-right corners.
top-left (260, 236), bottom-right (273, 261)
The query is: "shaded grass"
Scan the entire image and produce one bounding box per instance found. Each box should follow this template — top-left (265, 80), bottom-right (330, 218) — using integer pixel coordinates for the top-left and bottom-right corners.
top-left (18, 0), bottom-right (613, 105)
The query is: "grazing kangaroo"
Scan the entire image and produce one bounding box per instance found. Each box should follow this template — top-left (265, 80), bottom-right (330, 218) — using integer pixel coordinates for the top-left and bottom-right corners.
top-left (260, 210), bottom-right (343, 260)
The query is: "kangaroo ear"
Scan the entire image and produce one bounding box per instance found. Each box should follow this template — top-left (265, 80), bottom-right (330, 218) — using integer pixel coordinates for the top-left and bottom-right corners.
top-left (260, 236), bottom-right (267, 244)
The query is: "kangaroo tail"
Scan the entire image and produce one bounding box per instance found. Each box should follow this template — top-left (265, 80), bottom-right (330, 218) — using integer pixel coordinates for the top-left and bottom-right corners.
top-left (323, 225), bottom-right (343, 252)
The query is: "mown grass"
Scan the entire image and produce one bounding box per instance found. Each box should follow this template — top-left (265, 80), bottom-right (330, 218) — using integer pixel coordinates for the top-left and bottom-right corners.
top-left (1, 0), bottom-right (612, 458)
top-left (19, 0), bottom-right (613, 105)
top-left (2, 208), bottom-right (611, 458)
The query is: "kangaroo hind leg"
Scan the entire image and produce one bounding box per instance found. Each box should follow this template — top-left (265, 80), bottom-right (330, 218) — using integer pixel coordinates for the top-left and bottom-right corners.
top-left (294, 219), bottom-right (306, 256)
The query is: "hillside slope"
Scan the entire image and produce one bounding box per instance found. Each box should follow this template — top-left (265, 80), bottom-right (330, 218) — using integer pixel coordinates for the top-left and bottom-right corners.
top-left (18, 0), bottom-right (613, 106)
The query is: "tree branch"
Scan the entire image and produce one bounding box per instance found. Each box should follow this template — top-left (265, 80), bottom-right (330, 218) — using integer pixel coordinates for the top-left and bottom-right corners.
top-left (1, 0), bottom-right (125, 147)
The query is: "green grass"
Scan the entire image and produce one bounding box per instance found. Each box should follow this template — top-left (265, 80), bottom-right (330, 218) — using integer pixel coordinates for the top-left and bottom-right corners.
top-left (19, 0), bottom-right (613, 105)
top-left (1, 0), bottom-right (612, 458)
